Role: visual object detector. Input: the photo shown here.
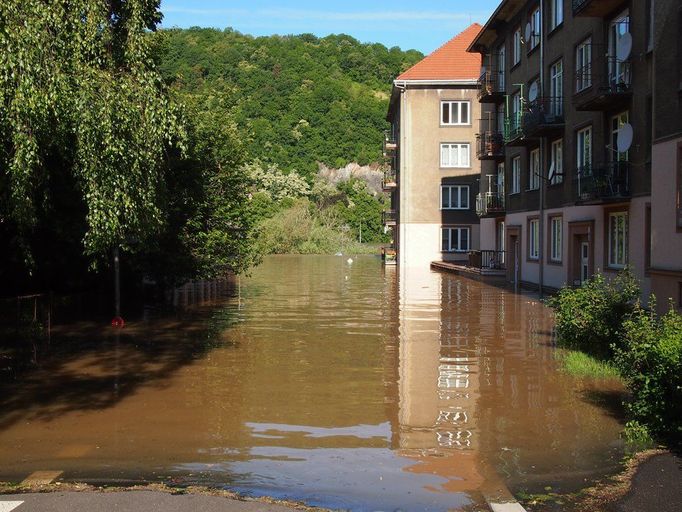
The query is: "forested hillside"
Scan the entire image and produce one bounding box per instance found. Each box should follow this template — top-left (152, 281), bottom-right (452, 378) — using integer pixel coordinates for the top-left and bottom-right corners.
top-left (156, 28), bottom-right (423, 177)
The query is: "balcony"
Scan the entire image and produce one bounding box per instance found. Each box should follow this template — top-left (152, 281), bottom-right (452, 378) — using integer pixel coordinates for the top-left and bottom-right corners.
top-left (523, 97), bottom-right (564, 137)
top-left (467, 250), bottom-right (507, 276)
top-left (504, 113), bottom-right (527, 146)
top-left (477, 69), bottom-right (505, 104)
top-left (383, 131), bottom-right (397, 157)
top-left (476, 192), bottom-right (505, 218)
top-left (575, 161), bottom-right (631, 203)
top-left (476, 131), bottom-right (504, 160)
top-left (382, 168), bottom-right (397, 191)
top-left (382, 209), bottom-right (397, 226)
top-left (573, 0), bottom-right (628, 17)
top-left (574, 58), bottom-right (632, 111)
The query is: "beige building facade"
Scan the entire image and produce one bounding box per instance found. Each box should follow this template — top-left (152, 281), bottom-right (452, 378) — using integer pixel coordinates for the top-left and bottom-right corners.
top-left (385, 25), bottom-right (484, 269)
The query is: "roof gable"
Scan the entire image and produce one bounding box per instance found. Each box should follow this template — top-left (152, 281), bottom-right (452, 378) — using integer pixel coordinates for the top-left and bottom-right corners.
top-left (397, 23), bottom-right (483, 81)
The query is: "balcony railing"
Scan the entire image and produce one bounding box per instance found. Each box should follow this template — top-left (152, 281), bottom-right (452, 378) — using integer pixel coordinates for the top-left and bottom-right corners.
top-left (575, 161), bottom-right (631, 203)
top-left (382, 169), bottom-right (397, 190)
top-left (383, 131), bottom-right (397, 156)
top-left (573, 0), bottom-right (626, 17)
top-left (477, 69), bottom-right (505, 103)
top-left (476, 191), bottom-right (505, 217)
top-left (504, 112), bottom-right (525, 144)
top-left (476, 131), bottom-right (504, 160)
top-left (574, 57), bottom-right (632, 111)
top-left (524, 97), bottom-right (564, 135)
top-left (468, 250), bottom-right (506, 271)
top-left (382, 209), bottom-right (397, 225)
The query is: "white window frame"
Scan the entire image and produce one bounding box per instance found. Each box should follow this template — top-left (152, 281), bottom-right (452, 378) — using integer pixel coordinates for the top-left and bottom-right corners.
top-left (577, 126), bottom-right (592, 171)
top-left (529, 6), bottom-right (541, 50)
top-left (440, 143), bottom-right (470, 168)
top-left (550, 216), bottom-right (563, 262)
top-left (442, 227), bottom-right (471, 253)
top-left (608, 212), bottom-right (629, 268)
top-left (511, 156), bottom-right (521, 194)
top-left (497, 45), bottom-right (506, 89)
top-left (441, 101), bottom-right (471, 126)
top-left (529, 148), bottom-right (540, 190)
top-left (441, 185), bottom-right (470, 210)
top-left (550, 59), bottom-right (563, 116)
top-left (576, 38), bottom-right (592, 92)
top-left (550, 139), bottom-right (563, 185)
top-left (550, 0), bottom-right (563, 31)
top-left (512, 28), bottom-right (521, 65)
top-left (529, 218), bottom-right (540, 260)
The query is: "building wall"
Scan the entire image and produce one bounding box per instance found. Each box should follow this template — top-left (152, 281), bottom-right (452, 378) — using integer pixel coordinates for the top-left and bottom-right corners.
top-left (397, 85), bottom-right (481, 268)
top-left (650, 138), bottom-right (682, 311)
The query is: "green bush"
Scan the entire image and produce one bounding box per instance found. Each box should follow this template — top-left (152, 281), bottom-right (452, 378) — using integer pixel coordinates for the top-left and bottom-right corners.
top-left (547, 270), bottom-right (640, 358)
top-left (615, 301), bottom-right (682, 440)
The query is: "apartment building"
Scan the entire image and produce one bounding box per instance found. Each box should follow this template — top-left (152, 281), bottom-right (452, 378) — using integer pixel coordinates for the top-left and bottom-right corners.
top-left (385, 25), bottom-right (483, 268)
top-left (650, 0), bottom-right (682, 313)
top-left (469, 0), bottom-right (653, 294)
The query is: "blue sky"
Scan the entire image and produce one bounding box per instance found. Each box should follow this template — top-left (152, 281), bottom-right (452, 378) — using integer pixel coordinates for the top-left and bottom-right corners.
top-left (159, 1), bottom-right (499, 54)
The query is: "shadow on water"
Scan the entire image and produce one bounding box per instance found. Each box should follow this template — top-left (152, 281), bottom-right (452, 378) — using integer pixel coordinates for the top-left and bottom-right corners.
top-left (0, 280), bottom-right (241, 432)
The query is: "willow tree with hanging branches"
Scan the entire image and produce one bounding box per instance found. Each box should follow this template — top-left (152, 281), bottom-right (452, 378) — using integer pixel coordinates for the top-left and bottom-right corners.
top-left (0, 0), bottom-right (184, 262)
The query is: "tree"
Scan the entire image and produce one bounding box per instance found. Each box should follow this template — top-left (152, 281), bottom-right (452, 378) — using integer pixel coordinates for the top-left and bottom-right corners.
top-left (0, 1), bottom-right (183, 262)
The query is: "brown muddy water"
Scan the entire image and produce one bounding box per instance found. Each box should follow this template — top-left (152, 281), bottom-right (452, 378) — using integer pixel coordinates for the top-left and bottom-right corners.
top-left (0, 255), bottom-right (626, 511)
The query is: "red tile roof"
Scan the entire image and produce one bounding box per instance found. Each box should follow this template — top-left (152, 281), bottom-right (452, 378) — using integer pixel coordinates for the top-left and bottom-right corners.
top-left (397, 23), bottom-right (483, 81)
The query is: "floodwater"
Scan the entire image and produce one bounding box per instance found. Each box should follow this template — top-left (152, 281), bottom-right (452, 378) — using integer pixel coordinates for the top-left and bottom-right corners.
top-left (0, 255), bottom-right (626, 511)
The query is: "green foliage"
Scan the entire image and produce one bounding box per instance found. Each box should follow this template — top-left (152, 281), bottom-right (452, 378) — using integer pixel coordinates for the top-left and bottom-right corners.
top-left (548, 270), bottom-right (640, 358)
top-left (556, 350), bottom-right (621, 380)
top-left (334, 179), bottom-right (390, 244)
top-left (615, 301), bottom-right (682, 440)
top-left (622, 420), bottom-right (656, 451)
top-left (245, 161), bottom-right (311, 201)
top-left (0, 0), bottom-right (183, 256)
top-left (154, 28), bottom-right (422, 178)
top-left (255, 199), bottom-right (353, 255)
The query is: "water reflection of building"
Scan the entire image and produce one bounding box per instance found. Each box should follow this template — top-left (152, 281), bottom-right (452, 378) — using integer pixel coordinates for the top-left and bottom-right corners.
top-left (395, 265), bottom-right (486, 494)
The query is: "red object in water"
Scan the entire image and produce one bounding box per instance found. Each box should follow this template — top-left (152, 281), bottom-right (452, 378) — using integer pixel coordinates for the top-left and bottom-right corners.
top-left (111, 316), bottom-right (125, 328)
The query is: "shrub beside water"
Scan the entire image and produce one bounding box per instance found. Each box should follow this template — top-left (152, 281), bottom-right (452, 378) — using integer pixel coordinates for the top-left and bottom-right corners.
top-left (615, 301), bottom-right (682, 440)
top-left (548, 270), bottom-right (640, 358)
top-left (548, 270), bottom-right (682, 444)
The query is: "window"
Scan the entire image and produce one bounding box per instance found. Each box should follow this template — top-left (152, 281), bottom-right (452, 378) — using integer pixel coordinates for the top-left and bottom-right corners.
top-left (441, 143), bottom-right (470, 168)
top-left (529, 218), bottom-right (540, 260)
top-left (550, 59), bottom-right (563, 116)
top-left (441, 185), bottom-right (470, 210)
top-left (550, 139), bottom-right (563, 185)
top-left (529, 148), bottom-right (540, 190)
top-left (608, 11), bottom-right (630, 87)
top-left (577, 126), bottom-right (592, 172)
top-left (442, 227), bottom-right (470, 253)
top-left (496, 162), bottom-right (505, 194)
top-left (611, 111), bottom-right (629, 162)
top-left (512, 27), bottom-right (521, 65)
top-left (550, 216), bottom-right (562, 262)
top-left (550, 0), bottom-right (563, 31)
top-left (511, 156), bottom-right (521, 193)
top-left (529, 6), bottom-right (541, 50)
top-left (608, 212), bottom-right (628, 268)
top-left (497, 45), bottom-right (506, 89)
top-left (576, 38), bottom-right (592, 92)
top-left (442, 101), bottom-right (470, 125)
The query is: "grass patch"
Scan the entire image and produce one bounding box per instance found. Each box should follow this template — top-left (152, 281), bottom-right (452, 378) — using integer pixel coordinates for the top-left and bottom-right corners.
top-left (557, 350), bottom-right (622, 380)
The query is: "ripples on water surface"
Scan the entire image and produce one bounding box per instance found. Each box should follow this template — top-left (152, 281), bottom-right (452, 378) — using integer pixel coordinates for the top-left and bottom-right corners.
top-left (0, 255), bottom-right (626, 511)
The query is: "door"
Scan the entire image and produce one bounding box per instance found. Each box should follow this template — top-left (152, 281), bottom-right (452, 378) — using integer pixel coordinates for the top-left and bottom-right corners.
top-left (580, 241), bottom-right (590, 284)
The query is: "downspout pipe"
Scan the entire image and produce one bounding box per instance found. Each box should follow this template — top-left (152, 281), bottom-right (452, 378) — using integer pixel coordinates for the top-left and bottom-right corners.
top-left (538, 0), bottom-right (545, 298)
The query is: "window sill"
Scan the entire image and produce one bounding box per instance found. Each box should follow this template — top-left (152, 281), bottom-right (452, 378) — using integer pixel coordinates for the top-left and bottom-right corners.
top-left (509, 191), bottom-right (521, 196)
top-left (548, 181), bottom-right (564, 188)
top-left (440, 123), bottom-right (472, 128)
top-left (547, 259), bottom-right (563, 266)
top-left (440, 167), bottom-right (473, 171)
top-left (526, 44), bottom-right (540, 57)
top-left (525, 188), bottom-right (540, 192)
top-left (441, 208), bottom-right (471, 211)
top-left (547, 23), bottom-right (563, 39)
top-left (510, 61), bottom-right (521, 73)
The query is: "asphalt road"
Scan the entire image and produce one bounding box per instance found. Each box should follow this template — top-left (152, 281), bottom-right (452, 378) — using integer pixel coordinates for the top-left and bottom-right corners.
top-left (614, 452), bottom-right (682, 512)
top-left (0, 491), bottom-right (302, 512)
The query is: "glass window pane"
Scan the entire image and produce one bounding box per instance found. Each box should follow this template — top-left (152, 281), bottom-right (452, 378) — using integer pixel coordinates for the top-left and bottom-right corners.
top-left (460, 102), bottom-right (469, 124)
top-left (442, 229), bottom-right (450, 251)
top-left (442, 103), bottom-right (450, 124)
top-left (461, 229), bottom-right (469, 251)
top-left (452, 103), bottom-right (459, 124)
